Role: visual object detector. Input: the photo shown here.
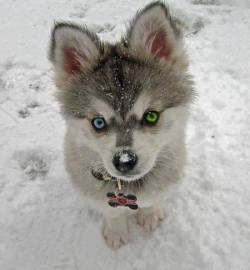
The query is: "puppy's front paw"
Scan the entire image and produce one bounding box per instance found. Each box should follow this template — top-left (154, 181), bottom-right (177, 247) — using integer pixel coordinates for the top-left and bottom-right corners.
top-left (137, 206), bottom-right (165, 232)
top-left (103, 217), bottom-right (128, 249)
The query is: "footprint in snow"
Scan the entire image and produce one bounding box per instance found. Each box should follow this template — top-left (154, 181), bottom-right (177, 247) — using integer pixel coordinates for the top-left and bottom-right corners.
top-left (173, 8), bottom-right (207, 37)
top-left (181, 15), bottom-right (207, 37)
top-left (18, 108), bottom-right (30, 118)
top-left (28, 81), bottom-right (41, 91)
top-left (190, 18), bottom-right (205, 35)
top-left (18, 101), bottom-right (40, 119)
top-left (14, 149), bottom-right (56, 181)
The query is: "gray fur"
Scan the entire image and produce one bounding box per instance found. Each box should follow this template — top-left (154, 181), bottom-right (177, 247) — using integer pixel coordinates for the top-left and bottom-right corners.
top-left (60, 48), bottom-right (193, 117)
top-left (49, 1), bottom-right (195, 248)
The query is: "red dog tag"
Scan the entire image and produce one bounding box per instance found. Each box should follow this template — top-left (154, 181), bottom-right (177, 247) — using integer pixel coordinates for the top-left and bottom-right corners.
top-left (106, 192), bottom-right (138, 210)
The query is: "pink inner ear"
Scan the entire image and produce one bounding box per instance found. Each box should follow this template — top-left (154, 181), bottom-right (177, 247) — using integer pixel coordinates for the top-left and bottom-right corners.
top-left (146, 31), bottom-right (171, 60)
top-left (63, 47), bottom-right (87, 74)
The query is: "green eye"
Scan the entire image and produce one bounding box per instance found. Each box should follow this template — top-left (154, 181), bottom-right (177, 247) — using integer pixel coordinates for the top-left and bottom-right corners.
top-left (143, 111), bottom-right (159, 126)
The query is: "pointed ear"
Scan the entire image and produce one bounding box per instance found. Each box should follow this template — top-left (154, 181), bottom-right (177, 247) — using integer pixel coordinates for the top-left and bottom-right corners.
top-left (49, 23), bottom-right (102, 78)
top-left (126, 2), bottom-right (186, 67)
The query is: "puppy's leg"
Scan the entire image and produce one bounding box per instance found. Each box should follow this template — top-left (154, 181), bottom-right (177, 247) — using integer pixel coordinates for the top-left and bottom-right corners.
top-left (137, 203), bottom-right (165, 232)
top-left (102, 207), bottom-right (129, 249)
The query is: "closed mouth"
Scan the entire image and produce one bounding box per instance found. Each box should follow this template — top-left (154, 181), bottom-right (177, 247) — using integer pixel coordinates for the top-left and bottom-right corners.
top-left (107, 168), bottom-right (151, 182)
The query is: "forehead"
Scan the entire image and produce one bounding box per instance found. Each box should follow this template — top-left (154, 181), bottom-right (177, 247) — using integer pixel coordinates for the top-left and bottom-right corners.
top-left (67, 45), bottom-right (192, 119)
top-left (91, 49), bottom-right (147, 119)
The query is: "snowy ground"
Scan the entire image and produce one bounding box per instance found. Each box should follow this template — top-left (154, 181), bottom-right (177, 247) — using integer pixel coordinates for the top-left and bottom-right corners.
top-left (1, 0), bottom-right (250, 269)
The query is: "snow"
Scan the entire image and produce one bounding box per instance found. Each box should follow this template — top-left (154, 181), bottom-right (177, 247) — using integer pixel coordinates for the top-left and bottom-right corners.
top-left (119, 152), bottom-right (133, 163)
top-left (0, 0), bottom-right (250, 269)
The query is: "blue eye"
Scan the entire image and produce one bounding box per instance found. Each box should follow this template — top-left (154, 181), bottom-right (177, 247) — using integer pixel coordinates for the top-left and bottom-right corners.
top-left (91, 117), bottom-right (107, 131)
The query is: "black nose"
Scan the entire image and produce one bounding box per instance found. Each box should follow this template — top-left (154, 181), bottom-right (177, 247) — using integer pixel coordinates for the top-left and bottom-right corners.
top-left (112, 150), bottom-right (137, 173)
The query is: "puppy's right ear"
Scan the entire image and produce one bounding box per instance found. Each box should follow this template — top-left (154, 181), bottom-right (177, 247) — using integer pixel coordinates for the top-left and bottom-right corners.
top-left (49, 23), bottom-right (102, 79)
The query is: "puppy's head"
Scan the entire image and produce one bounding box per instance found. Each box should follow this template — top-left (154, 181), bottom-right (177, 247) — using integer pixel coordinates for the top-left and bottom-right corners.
top-left (49, 2), bottom-right (194, 181)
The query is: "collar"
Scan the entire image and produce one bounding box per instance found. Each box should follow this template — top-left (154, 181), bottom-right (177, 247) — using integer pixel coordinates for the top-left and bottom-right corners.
top-left (91, 167), bottom-right (145, 191)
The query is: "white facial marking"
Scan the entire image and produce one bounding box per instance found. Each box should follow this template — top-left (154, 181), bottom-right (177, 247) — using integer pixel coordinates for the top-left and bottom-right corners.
top-left (90, 98), bottom-right (115, 121)
top-left (128, 91), bottom-right (151, 119)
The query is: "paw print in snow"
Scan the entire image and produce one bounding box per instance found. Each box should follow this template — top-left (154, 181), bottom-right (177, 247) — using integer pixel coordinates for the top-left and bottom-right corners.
top-left (14, 149), bottom-right (55, 180)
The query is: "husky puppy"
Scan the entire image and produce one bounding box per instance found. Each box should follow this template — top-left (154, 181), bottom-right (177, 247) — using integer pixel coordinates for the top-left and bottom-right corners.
top-left (49, 1), bottom-right (194, 249)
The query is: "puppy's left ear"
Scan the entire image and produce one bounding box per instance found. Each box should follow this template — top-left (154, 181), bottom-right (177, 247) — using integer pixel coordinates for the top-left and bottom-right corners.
top-left (125, 2), bottom-right (187, 69)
